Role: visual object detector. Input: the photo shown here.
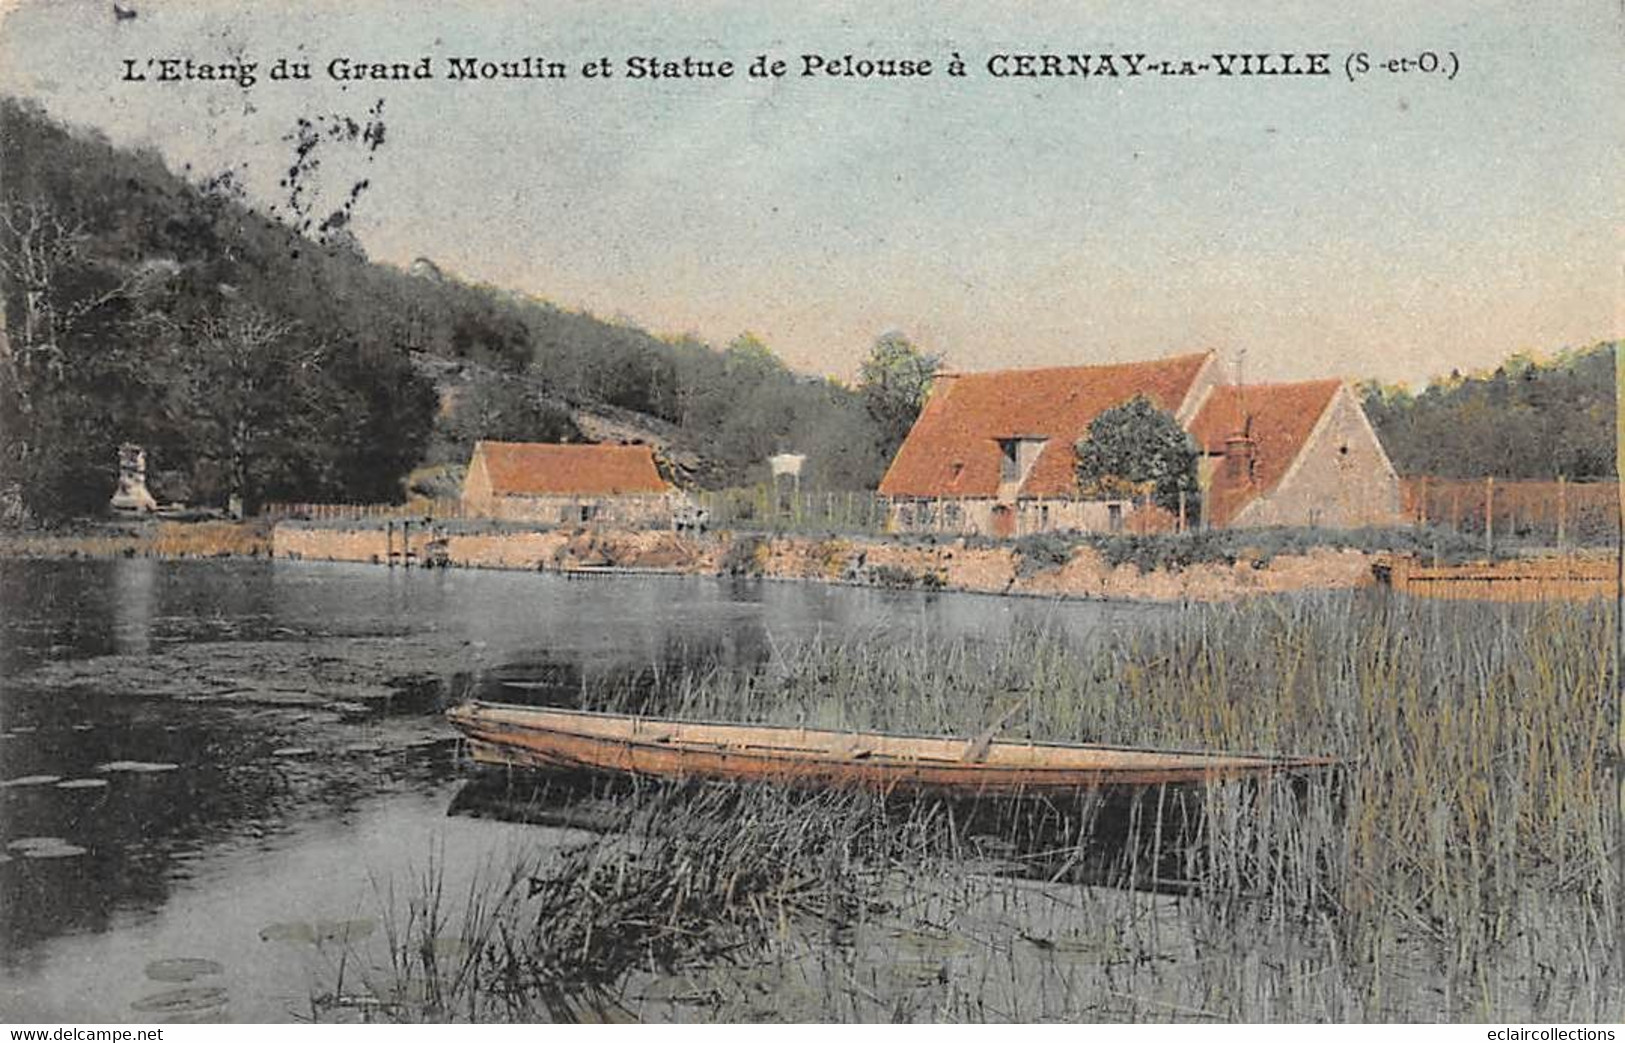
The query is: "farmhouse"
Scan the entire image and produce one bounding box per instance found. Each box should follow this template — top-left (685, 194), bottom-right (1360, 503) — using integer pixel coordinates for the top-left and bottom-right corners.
top-left (461, 441), bottom-right (675, 525)
top-left (877, 352), bottom-right (1403, 535)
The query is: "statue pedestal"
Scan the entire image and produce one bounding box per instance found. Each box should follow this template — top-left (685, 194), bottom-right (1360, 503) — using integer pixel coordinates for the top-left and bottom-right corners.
top-left (110, 444), bottom-right (158, 514)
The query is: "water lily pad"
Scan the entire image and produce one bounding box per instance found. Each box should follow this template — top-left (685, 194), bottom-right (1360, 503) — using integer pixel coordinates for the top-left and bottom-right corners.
top-left (7, 836), bottom-right (68, 851)
top-left (145, 957), bottom-right (224, 983)
top-left (314, 918), bottom-right (377, 945)
top-left (1, 774), bottom-right (63, 788)
top-left (22, 842), bottom-right (88, 859)
top-left (258, 921), bottom-right (316, 944)
top-left (270, 747), bottom-right (316, 758)
top-left (97, 761), bottom-right (180, 773)
top-left (56, 778), bottom-right (110, 790)
top-left (130, 986), bottom-right (228, 1014)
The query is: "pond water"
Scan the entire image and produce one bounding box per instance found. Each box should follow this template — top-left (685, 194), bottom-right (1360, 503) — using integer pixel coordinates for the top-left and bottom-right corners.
top-left (0, 558), bottom-right (1161, 1022)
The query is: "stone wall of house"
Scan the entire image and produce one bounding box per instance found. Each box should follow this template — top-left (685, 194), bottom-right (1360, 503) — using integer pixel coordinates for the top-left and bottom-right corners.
top-left (886, 497), bottom-right (1158, 537)
top-left (1234, 388), bottom-right (1403, 528)
top-left (460, 493), bottom-right (674, 526)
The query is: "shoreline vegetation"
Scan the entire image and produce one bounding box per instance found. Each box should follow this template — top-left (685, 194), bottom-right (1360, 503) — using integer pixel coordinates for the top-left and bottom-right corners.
top-left (0, 516), bottom-right (1612, 603)
top-left (4, 533), bottom-right (1620, 1020)
top-left (0, 517), bottom-right (1573, 603)
top-left (310, 596), bottom-right (1620, 1022)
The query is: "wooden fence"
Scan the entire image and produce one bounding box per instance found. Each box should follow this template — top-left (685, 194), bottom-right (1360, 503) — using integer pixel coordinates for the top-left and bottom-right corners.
top-left (1377, 555), bottom-right (1617, 602)
top-left (1401, 477), bottom-right (1618, 548)
top-left (261, 498), bottom-right (468, 522)
top-left (692, 487), bottom-right (890, 534)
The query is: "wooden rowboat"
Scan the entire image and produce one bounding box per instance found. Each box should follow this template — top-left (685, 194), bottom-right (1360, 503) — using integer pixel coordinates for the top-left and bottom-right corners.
top-left (446, 701), bottom-right (1336, 797)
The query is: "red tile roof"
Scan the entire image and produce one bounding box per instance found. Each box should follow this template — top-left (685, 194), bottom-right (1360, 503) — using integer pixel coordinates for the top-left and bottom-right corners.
top-left (1187, 380), bottom-right (1341, 526)
top-left (473, 441), bottom-right (669, 496)
top-left (877, 353), bottom-right (1212, 498)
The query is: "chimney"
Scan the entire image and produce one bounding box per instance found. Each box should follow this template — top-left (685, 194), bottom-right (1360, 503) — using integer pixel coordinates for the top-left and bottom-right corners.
top-left (1223, 434), bottom-right (1257, 484)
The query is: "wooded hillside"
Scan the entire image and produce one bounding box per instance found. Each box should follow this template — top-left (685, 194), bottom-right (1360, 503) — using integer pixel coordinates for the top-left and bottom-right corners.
top-left (1361, 345), bottom-right (1616, 480)
top-left (0, 98), bottom-right (902, 521)
top-left (2, 97), bottom-right (1614, 523)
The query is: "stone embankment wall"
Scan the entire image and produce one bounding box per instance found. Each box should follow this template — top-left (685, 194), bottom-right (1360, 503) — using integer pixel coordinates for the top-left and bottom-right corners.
top-left (271, 524), bottom-right (1375, 603)
top-left (0, 520), bottom-right (273, 559)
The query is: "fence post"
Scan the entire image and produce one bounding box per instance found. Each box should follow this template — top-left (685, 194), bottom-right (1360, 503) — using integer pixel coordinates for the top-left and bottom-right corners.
top-left (1557, 475), bottom-right (1567, 552)
top-left (1485, 476), bottom-right (1495, 556)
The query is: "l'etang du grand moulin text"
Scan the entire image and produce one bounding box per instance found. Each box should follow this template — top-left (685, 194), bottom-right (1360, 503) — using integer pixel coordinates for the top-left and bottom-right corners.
top-left (118, 49), bottom-right (1460, 89)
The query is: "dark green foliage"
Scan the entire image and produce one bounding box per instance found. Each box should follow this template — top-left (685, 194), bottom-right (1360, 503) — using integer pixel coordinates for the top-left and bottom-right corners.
top-left (1362, 344), bottom-right (1617, 479)
top-left (0, 97), bottom-right (438, 518)
top-left (1006, 525), bottom-right (1507, 577)
top-left (1011, 530), bottom-right (1076, 577)
top-left (0, 99), bottom-right (899, 520)
top-left (720, 533), bottom-right (767, 576)
top-left (1073, 395), bottom-right (1200, 514)
top-left (434, 375), bottom-right (582, 464)
top-left (1081, 525), bottom-right (1502, 574)
top-left (866, 563), bottom-right (943, 589)
top-left (858, 331), bottom-right (941, 461)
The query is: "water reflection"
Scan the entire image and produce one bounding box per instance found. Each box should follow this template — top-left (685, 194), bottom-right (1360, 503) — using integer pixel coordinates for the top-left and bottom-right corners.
top-left (445, 769), bottom-right (1218, 895)
top-left (0, 558), bottom-right (1158, 1021)
top-left (110, 557), bottom-right (159, 655)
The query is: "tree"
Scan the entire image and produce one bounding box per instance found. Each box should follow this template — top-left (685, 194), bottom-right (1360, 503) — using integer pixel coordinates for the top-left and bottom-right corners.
top-left (1073, 396), bottom-right (1199, 515)
top-left (173, 303), bottom-right (321, 512)
top-left (723, 332), bottom-right (782, 378)
top-left (438, 375), bottom-right (581, 462)
top-left (858, 331), bottom-right (940, 457)
top-left (0, 198), bottom-right (172, 519)
top-left (1360, 343), bottom-right (1616, 479)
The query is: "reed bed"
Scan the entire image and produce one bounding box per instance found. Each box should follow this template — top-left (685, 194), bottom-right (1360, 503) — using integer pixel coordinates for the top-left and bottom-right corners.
top-left (329, 591), bottom-right (1624, 1022)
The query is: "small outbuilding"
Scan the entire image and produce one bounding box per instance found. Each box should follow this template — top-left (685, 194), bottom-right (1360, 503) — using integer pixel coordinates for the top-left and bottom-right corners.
top-left (461, 441), bottom-right (675, 525)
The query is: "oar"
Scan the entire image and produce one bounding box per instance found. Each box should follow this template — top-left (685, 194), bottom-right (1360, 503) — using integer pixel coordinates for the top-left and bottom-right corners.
top-left (961, 691), bottom-right (1032, 763)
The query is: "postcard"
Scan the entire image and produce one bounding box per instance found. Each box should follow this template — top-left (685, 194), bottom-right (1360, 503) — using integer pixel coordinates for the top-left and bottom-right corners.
top-left (0, 0), bottom-right (1620, 1028)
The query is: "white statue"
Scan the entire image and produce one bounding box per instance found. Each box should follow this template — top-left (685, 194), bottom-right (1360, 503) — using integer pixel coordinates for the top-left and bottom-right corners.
top-left (110, 443), bottom-right (158, 514)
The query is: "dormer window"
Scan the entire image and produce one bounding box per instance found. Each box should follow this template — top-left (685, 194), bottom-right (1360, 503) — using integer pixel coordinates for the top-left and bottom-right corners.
top-left (998, 440), bottom-right (1019, 482)
top-left (996, 436), bottom-right (1048, 487)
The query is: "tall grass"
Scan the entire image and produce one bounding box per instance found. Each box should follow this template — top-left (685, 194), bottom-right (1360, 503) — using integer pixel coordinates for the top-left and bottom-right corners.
top-left (329, 592), bottom-right (1623, 1021)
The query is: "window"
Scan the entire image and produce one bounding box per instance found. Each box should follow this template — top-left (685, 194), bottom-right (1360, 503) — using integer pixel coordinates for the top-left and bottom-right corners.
top-left (1107, 503), bottom-right (1123, 533)
top-left (997, 437), bottom-right (1049, 485)
top-left (998, 440), bottom-right (1020, 483)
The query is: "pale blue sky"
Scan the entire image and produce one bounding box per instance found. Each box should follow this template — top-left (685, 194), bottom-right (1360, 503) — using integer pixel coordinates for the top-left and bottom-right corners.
top-left (1, 0), bottom-right (1619, 386)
